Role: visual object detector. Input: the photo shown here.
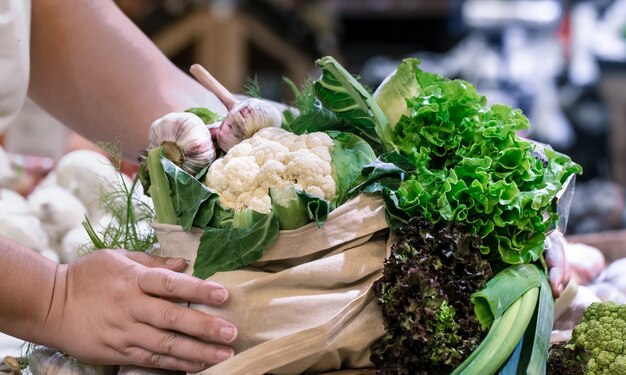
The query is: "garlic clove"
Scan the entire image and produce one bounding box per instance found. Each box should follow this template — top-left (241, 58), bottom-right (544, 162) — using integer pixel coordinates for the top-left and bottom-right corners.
top-left (216, 98), bottom-right (283, 152)
top-left (149, 112), bottom-right (216, 175)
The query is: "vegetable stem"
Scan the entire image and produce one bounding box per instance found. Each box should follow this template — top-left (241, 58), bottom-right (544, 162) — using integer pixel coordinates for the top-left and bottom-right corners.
top-left (190, 64), bottom-right (238, 110)
top-left (147, 147), bottom-right (177, 225)
top-left (453, 287), bottom-right (539, 375)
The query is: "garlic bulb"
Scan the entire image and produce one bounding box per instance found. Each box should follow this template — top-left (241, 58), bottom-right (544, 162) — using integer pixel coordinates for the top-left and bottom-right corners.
top-left (148, 112), bottom-right (216, 175)
top-left (216, 98), bottom-right (283, 152)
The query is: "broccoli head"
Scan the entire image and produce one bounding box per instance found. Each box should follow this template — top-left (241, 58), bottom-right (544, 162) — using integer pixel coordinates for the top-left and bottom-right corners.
top-left (549, 302), bottom-right (626, 375)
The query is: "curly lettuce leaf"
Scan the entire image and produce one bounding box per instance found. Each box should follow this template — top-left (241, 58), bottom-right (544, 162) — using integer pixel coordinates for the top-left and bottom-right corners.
top-left (392, 66), bottom-right (582, 264)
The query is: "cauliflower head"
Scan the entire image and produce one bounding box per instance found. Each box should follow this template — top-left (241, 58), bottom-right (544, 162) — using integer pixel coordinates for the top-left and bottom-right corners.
top-left (205, 127), bottom-right (336, 213)
top-left (571, 302), bottom-right (626, 375)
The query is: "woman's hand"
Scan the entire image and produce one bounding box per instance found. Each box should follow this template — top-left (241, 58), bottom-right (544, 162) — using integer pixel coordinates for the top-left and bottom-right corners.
top-left (545, 230), bottom-right (571, 299)
top-left (42, 250), bottom-right (237, 373)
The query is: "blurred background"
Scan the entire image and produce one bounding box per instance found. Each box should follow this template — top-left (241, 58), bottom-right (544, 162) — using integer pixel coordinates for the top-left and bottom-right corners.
top-left (2, 0), bottom-right (626, 236)
top-left (2, 0), bottom-right (626, 363)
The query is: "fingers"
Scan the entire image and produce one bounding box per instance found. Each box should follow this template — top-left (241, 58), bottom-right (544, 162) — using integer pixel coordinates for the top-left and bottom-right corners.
top-left (122, 346), bottom-right (208, 373)
top-left (137, 267), bottom-right (229, 306)
top-left (131, 298), bottom-right (238, 345)
top-left (546, 232), bottom-right (569, 298)
top-left (128, 324), bottom-right (235, 368)
top-left (124, 250), bottom-right (188, 272)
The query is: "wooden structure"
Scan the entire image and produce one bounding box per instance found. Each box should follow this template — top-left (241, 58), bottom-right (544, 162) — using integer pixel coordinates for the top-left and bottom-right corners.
top-left (151, 9), bottom-right (311, 93)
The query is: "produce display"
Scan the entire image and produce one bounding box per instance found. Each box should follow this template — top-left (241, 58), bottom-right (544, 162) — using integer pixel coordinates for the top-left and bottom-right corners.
top-left (7, 56), bottom-right (593, 374)
top-left (136, 56), bottom-right (584, 374)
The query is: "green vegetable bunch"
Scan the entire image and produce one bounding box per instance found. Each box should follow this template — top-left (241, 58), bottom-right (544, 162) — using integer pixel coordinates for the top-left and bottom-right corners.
top-left (388, 61), bottom-right (582, 264)
top-left (548, 302), bottom-right (626, 375)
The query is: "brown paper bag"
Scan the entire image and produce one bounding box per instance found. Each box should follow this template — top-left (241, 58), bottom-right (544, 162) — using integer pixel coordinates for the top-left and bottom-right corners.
top-left (154, 194), bottom-right (390, 374)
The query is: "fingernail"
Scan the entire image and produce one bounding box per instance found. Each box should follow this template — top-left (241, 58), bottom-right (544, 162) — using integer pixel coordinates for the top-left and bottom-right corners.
top-left (216, 348), bottom-right (234, 361)
top-left (219, 325), bottom-right (237, 342)
top-left (211, 288), bottom-right (228, 304)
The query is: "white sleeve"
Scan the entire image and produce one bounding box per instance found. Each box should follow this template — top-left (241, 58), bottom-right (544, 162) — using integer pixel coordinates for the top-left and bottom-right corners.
top-left (0, 0), bottom-right (31, 133)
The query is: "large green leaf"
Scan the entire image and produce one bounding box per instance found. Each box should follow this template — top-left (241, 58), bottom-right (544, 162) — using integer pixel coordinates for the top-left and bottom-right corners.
top-left (161, 158), bottom-right (219, 231)
top-left (270, 185), bottom-right (330, 230)
top-left (373, 58), bottom-right (421, 129)
top-left (314, 56), bottom-right (394, 152)
top-left (352, 151), bottom-right (416, 194)
top-left (193, 210), bottom-right (279, 278)
top-left (329, 131), bottom-right (377, 206)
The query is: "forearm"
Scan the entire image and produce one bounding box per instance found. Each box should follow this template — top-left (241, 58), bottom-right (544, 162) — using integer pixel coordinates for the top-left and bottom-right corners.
top-left (0, 237), bottom-right (56, 344)
top-left (29, 0), bottom-right (225, 160)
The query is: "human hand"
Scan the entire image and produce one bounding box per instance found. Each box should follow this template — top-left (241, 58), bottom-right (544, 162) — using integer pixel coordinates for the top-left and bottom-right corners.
top-left (41, 249), bottom-right (237, 372)
top-left (545, 230), bottom-right (571, 299)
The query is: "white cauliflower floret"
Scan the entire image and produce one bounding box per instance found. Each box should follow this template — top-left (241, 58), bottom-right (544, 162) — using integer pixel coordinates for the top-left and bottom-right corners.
top-left (205, 128), bottom-right (336, 213)
top-left (306, 132), bottom-right (334, 149)
top-left (258, 160), bottom-right (287, 191)
top-left (206, 156), bottom-right (260, 210)
top-left (283, 150), bottom-right (334, 198)
top-left (251, 140), bottom-right (289, 165)
top-left (246, 187), bottom-right (272, 213)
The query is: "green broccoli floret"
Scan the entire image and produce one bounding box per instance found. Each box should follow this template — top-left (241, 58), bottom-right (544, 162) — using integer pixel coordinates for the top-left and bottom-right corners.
top-left (549, 302), bottom-right (626, 375)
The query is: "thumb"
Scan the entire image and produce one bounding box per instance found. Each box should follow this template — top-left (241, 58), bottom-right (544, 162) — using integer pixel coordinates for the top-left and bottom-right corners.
top-left (123, 250), bottom-right (189, 272)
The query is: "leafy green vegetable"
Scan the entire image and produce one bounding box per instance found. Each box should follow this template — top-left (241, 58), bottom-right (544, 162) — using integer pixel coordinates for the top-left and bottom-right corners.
top-left (185, 107), bottom-right (220, 124)
top-left (270, 185), bottom-right (330, 230)
top-left (373, 58), bottom-right (421, 129)
top-left (314, 56), bottom-right (394, 153)
top-left (328, 131), bottom-right (377, 206)
top-left (160, 157), bottom-right (219, 231)
top-left (452, 287), bottom-right (539, 375)
top-left (193, 210), bottom-right (279, 278)
top-left (352, 151), bottom-right (416, 195)
top-left (500, 272), bottom-right (553, 375)
top-left (391, 64), bottom-right (582, 264)
top-left (282, 77), bottom-right (348, 136)
top-left (471, 264), bottom-right (543, 330)
top-left (371, 216), bottom-right (492, 374)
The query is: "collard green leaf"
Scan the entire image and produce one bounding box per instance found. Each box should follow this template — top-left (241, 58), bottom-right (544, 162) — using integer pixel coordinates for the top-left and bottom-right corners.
top-left (352, 151), bottom-right (416, 194)
top-left (296, 189), bottom-right (330, 226)
top-left (329, 131), bottom-right (377, 206)
top-left (193, 211), bottom-right (279, 278)
top-left (161, 158), bottom-right (219, 231)
top-left (185, 107), bottom-right (220, 124)
top-left (269, 185), bottom-right (329, 230)
top-left (282, 76), bottom-right (349, 135)
top-left (315, 56), bottom-right (394, 152)
top-left (289, 100), bottom-right (347, 135)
